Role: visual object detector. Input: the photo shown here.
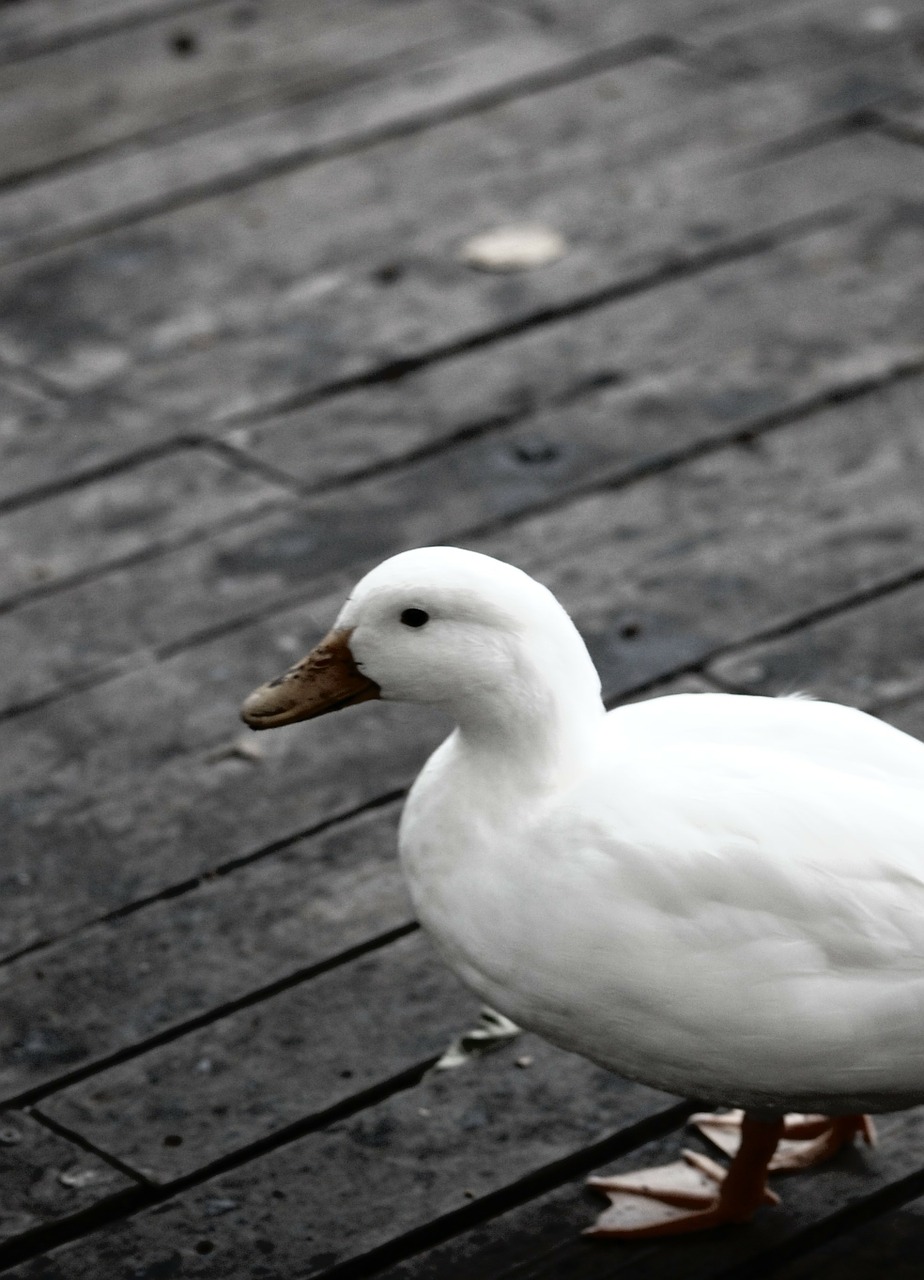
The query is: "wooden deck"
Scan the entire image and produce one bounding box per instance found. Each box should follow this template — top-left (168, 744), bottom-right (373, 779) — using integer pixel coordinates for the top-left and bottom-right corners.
top-left (2, 0), bottom-right (924, 1275)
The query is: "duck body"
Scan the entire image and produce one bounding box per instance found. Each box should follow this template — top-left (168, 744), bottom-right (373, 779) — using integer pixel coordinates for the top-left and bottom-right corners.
top-left (399, 690), bottom-right (924, 1114)
top-left (242, 545), bottom-right (924, 1236)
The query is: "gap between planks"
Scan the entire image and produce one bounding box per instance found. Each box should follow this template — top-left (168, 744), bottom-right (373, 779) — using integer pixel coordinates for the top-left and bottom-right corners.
top-left (8, 1102), bottom-right (924, 1280)
top-left (5, 548), bottom-right (924, 977)
top-left (4, 0), bottom-right (915, 265)
top-left (3, 338), bottom-right (916, 728)
top-left (7, 555), bottom-right (924, 1095)
top-left (0, 785), bottom-right (406, 967)
top-left (0, 1100), bottom-right (693, 1278)
top-left (0, 193), bottom-right (890, 652)
top-left (0, 353), bottom-right (68, 406)
top-left (0, 34), bottom-right (672, 263)
top-left (872, 113), bottom-right (924, 150)
top-left (0, 0), bottom-right (240, 67)
top-left (219, 197), bottom-right (855, 430)
top-left (2, 920), bottom-right (419, 1110)
top-left (2, 16), bottom-right (922, 1280)
top-left (7, 225), bottom-right (911, 632)
top-left (712, 1165), bottom-right (924, 1280)
top-left (27, 1108), bottom-right (149, 1188)
top-left (7, 471), bottom-right (924, 1258)
top-left (0, 488), bottom-right (292, 616)
top-left (0, 193), bottom-right (843, 524)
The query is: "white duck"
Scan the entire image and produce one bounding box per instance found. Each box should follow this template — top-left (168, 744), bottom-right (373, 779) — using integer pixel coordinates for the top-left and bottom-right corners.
top-left (242, 546), bottom-right (924, 1238)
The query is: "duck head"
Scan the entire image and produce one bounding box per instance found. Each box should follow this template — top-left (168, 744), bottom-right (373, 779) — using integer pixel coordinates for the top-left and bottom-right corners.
top-left (241, 547), bottom-right (604, 757)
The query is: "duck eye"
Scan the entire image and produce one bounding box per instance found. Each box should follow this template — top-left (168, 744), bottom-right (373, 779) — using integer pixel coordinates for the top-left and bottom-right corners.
top-left (400, 608), bottom-right (429, 628)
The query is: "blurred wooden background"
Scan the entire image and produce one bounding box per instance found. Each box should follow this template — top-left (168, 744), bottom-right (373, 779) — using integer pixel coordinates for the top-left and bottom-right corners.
top-left (2, 0), bottom-right (924, 1275)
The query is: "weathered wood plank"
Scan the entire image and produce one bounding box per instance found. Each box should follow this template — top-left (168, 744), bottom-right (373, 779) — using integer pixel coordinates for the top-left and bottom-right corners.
top-left (6, 0), bottom-right (858, 74)
top-left (708, 579), bottom-right (924, 708)
top-left (0, 50), bottom-right (874, 497)
top-left (0, 374), bottom-right (71, 504)
top-left (379, 1111), bottom-right (924, 1280)
top-left (39, 931), bottom-right (480, 1180)
top-left (874, 21), bottom-right (924, 157)
top-left (0, 678), bottom-right (439, 960)
top-left (879, 100), bottom-right (924, 144)
top-left (2, 60), bottom-right (919, 424)
top-left (0, 389), bottom-right (154, 510)
top-left (770, 1193), bottom-right (924, 1280)
top-left (880, 693), bottom-right (924, 742)
top-left (531, 0), bottom-right (924, 51)
top-left (0, 0), bottom-right (850, 101)
top-left (2, 379), bottom-right (924, 957)
top-left (5, 202), bottom-right (924, 717)
top-left (0, 679), bottom-right (710, 1106)
top-left (0, 1109), bottom-right (133, 1245)
top-left (0, 800), bottom-right (405, 1100)
top-left (0, 0), bottom-right (495, 182)
top-left (0, 25), bottom-right (641, 267)
top-left (1, 0), bottom-right (913, 269)
top-left (679, 0), bottom-right (924, 198)
top-left (4, 1044), bottom-right (678, 1278)
top-left (9, 1089), bottom-right (924, 1277)
top-left (0, 6), bottom-right (919, 1278)
top-left (3, 124), bottom-right (919, 506)
top-left (0, 446), bottom-right (286, 608)
top-left (680, 0), bottom-right (924, 69)
top-left (0, 0), bottom-right (217, 61)
top-left (238, 206), bottom-right (924, 487)
top-left (0, 0), bottom-right (778, 69)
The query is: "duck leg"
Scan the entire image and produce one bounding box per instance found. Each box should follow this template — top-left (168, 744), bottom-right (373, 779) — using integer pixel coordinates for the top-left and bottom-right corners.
top-left (690, 1109), bottom-right (876, 1171)
top-left (585, 1113), bottom-right (783, 1238)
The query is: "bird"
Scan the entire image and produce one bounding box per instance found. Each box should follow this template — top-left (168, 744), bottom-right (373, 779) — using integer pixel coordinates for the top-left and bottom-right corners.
top-left (241, 545), bottom-right (924, 1238)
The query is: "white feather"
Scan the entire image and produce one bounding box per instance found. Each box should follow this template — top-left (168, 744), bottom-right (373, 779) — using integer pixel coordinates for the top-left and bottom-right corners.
top-left (340, 547), bottom-right (924, 1113)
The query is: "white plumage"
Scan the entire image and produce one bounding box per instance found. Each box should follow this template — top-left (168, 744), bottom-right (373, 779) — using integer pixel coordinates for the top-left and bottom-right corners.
top-left (244, 544), bottom-right (924, 1235)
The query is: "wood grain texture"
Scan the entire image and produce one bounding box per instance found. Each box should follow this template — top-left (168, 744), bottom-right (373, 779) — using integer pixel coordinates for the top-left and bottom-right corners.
top-left (880, 694), bottom-right (924, 742)
top-left (709, 577), bottom-right (924, 709)
top-left (0, 446), bottom-right (286, 608)
top-left (0, 1), bottom-right (221, 61)
top-left (0, 0), bottom-right (492, 181)
top-left (4, 2), bottom-right (924, 1273)
top-left (3, 0), bottom-right (917, 269)
top-left (771, 1194), bottom-right (924, 1280)
top-left (382, 1110), bottom-right (924, 1280)
top-left (4, 201), bottom-right (924, 719)
top-left (240, 207), bottom-right (924, 488)
top-left (39, 931), bottom-right (482, 1181)
top-left (12, 59), bottom-right (918, 501)
top-left (3, 62), bottom-right (919, 422)
top-left (5, 1044), bottom-right (678, 1278)
top-left (9, 1099), bottom-right (924, 1278)
top-left (0, 1109), bottom-right (134, 1246)
top-left (0, 24), bottom-right (636, 267)
top-left (526, 0), bottom-right (924, 48)
top-left (0, 800), bottom-right (405, 1099)
top-left (3, 380), bottom-right (924, 955)
top-left (0, 390), bottom-right (150, 509)
top-left (0, 678), bottom-right (709, 1107)
top-left (5, 0), bottom-right (895, 204)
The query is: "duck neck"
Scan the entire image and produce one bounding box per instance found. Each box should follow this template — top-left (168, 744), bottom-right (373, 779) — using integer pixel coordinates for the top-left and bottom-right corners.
top-left (450, 651), bottom-right (606, 794)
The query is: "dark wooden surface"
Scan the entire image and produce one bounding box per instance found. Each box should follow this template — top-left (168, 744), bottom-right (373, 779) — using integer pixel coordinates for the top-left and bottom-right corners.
top-left (2, 1), bottom-right (924, 1276)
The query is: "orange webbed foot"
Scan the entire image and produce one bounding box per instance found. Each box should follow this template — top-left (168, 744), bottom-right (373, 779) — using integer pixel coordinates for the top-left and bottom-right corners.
top-left (585, 1115), bottom-right (784, 1239)
top-left (690, 1109), bottom-right (877, 1172)
top-left (586, 1148), bottom-right (778, 1238)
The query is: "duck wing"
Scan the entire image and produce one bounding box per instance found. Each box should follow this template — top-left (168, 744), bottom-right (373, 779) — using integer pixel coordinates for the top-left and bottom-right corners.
top-left (539, 734), bottom-right (924, 1108)
top-left (608, 692), bottom-right (924, 789)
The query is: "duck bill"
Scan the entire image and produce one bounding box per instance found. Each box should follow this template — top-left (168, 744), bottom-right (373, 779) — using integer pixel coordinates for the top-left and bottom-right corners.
top-left (240, 627), bottom-right (380, 730)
